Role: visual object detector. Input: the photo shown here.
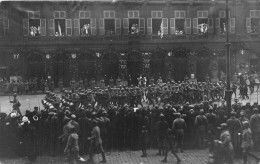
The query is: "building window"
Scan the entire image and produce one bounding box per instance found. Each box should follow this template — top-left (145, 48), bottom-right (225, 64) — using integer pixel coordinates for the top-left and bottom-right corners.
top-left (23, 11), bottom-right (45, 37)
top-left (246, 10), bottom-right (260, 34)
top-left (193, 10), bottom-right (214, 36)
top-left (170, 10), bottom-right (191, 35)
top-left (198, 11), bottom-right (208, 35)
top-left (0, 10), bottom-right (9, 37)
top-left (79, 11), bottom-right (90, 36)
top-left (99, 11), bottom-right (121, 36)
top-left (175, 11), bottom-right (185, 35)
top-left (123, 10), bottom-right (145, 35)
top-left (147, 11), bottom-right (168, 37)
top-left (73, 11), bottom-right (96, 36)
top-left (54, 11), bottom-right (66, 36)
top-left (216, 10), bottom-right (235, 35)
top-left (48, 11), bottom-right (72, 37)
top-left (28, 11), bottom-right (40, 36)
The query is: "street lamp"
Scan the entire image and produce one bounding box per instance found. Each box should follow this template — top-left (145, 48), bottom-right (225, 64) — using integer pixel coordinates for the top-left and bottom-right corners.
top-left (225, 0), bottom-right (233, 113)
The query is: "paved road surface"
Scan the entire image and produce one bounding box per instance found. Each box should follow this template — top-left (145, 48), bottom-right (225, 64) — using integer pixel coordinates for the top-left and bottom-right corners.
top-left (0, 149), bottom-right (255, 164)
top-left (1, 88), bottom-right (260, 115)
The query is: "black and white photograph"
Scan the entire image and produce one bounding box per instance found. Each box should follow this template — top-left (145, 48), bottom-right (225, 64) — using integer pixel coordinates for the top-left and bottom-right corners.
top-left (0, 0), bottom-right (260, 164)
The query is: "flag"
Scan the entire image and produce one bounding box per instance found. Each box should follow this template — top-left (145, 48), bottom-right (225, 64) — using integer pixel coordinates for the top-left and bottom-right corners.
top-left (58, 21), bottom-right (62, 36)
top-left (160, 20), bottom-right (164, 38)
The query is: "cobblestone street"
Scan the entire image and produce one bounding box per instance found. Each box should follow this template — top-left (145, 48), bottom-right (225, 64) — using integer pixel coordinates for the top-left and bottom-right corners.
top-left (0, 149), bottom-right (256, 164)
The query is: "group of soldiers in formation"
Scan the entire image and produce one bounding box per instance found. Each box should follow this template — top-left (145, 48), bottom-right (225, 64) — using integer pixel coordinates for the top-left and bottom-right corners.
top-left (61, 76), bottom-right (229, 107)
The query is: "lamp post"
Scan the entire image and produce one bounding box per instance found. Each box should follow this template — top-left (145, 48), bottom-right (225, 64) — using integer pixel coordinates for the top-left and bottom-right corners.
top-left (225, 0), bottom-right (233, 112)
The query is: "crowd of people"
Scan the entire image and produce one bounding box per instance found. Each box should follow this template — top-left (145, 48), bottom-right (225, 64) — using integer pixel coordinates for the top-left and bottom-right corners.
top-left (0, 77), bottom-right (50, 94)
top-left (0, 74), bottom-right (260, 164)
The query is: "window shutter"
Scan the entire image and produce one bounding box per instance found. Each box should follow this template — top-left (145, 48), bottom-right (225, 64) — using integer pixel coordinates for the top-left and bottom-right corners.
top-left (66, 19), bottom-right (72, 36)
top-left (23, 19), bottom-right (29, 36)
top-left (139, 18), bottom-right (145, 35)
top-left (229, 18), bottom-right (235, 34)
top-left (73, 19), bottom-right (80, 36)
top-left (115, 18), bottom-right (121, 35)
top-left (185, 18), bottom-right (191, 34)
top-left (3, 19), bottom-right (9, 35)
top-left (215, 18), bottom-right (220, 34)
top-left (170, 18), bottom-right (175, 35)
top-left (162, 18), bottom-right (168, 35)
top-left (90, 18), bottom-right (97, 35)
top-left (123, 18), bottom-right (129, 35)
top-left (147, 18), bottom-right (152, 35)
top-left (99, 18), bottom-right (105, 35)
top-left (193, 18), bottom-right (198, 34)
top-left (48, 19), bottom-right (55, 36)
top-left (40, 19), bottom-right (46, 36)
top-left (208, 18), bottom-right (213, 34)
top-left (246, 17), bottom-right (251, 33)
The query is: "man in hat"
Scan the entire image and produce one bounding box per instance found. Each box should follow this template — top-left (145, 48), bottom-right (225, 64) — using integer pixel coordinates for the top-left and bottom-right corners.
top-left (241, 121), bottom-right (253, 164)
top-left (10, 93), bottom-right (22, 116)
top-left (162, 128), bottom-right (181, 163)
top-left (215, 123), bottom-right (233, 164)
top-left (58, 78), bottom-right (63, 93)
top-left (249, 108), bottom-right (260, 151)
top-left (87, 119), bottom-right (107, 163)
top-left (155, 113), bottom-right (169, 156)
top-left (195, 109), bottom-right (208, 149)
top-left (19, 116), bottom-right (37, 163)
top-left (109, 77), bottom-right (114, 87)
top-left (64, 127), bottom-right (80, 164)
top-left (231, 84), bottom-right (237, 98)
top-left (227, 111), bottom-right (241, 157)
top-left (205, 107), bottom-right (217, 152)
top-left (172, 112), bottom-right (186, 153)
top-left (99, 111), bottom-right (111, 150)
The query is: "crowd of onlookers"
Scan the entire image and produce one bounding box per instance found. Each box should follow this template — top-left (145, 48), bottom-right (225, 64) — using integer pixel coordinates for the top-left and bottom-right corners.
top-left (0, 90), bottom-right (260, 164)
